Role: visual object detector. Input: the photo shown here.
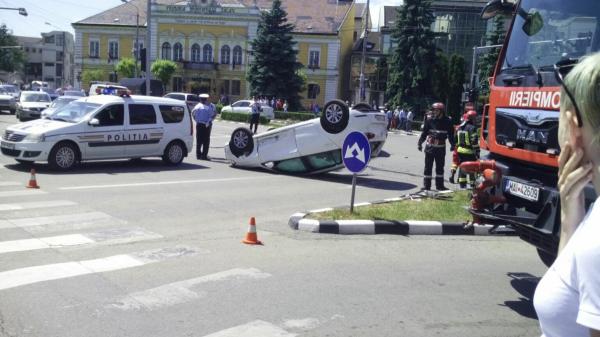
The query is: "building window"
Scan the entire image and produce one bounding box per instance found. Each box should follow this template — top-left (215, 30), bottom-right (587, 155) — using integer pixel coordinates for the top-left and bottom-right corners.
top-left (173, 42), bottom-right (183, 61)
top-left (202, 44), bottom-right (212, 62)
top-left (56, 34), bottom-right (64, 47)
top-left (108, 41), bottom-right (119, 60)
top-left (56, 64), bottom-right (63, 77)
top-left (307, 83), bottom-right (320, 99)
top-left (44, 62), bottom-right (55, 67)
top-left (220, 79), bottom-right (230, 94)
top-left (232, 45), bottom-right (243, 66)
top-left (56, 51), bottom-right (64, 62)
top-left (191, 43), bottom-right (201, 62)
top-left (25, 47), bottom-right (29, 52)
top-left (220, 45), bottom-right (230, 64)
top-left (231, 80), bottom-right (241, 96)
top-left (161, 42), bottom-right (171, 60)
top-left (44, 35), bottom-right (55, 44)
top-left (89, 40), bottom-right (99, 58)
top-left (309, 50), bottom-right (320, 68)
top-left (172, 77), bottom-right (183, 92)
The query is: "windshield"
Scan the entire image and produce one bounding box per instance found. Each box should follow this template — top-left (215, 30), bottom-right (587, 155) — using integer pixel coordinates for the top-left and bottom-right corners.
top-left (0, 86), bottom-right (16, 93)
top-left (50, 101), bottom-right (101, 123)
top-left (500, 0), bottom-right (600, 80)
top-left (22, 93), bottom-right (51, 102)
top-left (49, 98), bottom-right (78, 109)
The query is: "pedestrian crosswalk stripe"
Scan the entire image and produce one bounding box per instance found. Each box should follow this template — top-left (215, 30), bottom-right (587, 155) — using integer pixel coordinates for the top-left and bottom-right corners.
top-left (0, 182), bottom-right (20, 187)
top-left (111, 268), bottom-right (271, 311)
top-left (0, 228), bottom-right (163, 254)
top-left (0, 190), bottom-right (47, 198)
top-left (0, 246), bottom-right (197, 291)
top-left (201, 320), bottom-right (296, 337)
top-left (0, 200), bottom-right (77, 211)
top-left (0, 212), bottom-right (121, 232)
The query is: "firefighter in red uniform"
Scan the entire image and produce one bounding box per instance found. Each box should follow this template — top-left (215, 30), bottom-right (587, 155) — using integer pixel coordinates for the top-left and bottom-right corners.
top-left (455, 110), bottom-right (480, 188)
top-left (418, 103), bottom-right (455, 191)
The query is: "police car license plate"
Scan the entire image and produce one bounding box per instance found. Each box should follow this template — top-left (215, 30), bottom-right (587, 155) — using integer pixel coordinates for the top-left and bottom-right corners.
top-left (0, 141), bottom-right (15, 150)
top-left (505, 179), bottom-right (540, 202)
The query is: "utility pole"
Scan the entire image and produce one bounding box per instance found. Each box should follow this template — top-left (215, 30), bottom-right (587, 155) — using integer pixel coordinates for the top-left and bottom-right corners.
top-left (358, 0), bottom-right (369, 103)
top-left (145, 0), bottom-right (151, 95)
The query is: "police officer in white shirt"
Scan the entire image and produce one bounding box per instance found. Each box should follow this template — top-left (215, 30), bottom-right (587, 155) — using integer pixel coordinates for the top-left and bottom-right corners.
top-left (192, 93), bottom-right (216, 160)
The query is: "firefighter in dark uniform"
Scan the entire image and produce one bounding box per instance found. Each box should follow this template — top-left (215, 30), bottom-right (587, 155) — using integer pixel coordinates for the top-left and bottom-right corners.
top-left (456, 110), bottom-right (480, 188)
top-left (418, 102), bottom-right (455, 191)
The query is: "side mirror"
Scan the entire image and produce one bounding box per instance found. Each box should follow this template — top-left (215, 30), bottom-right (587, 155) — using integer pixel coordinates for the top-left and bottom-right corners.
top-left (481, 0), bottom-right (515, 19)
top-left (522, 11), bottom-right (544, 36)
top-left (88, 118), bottom-right (100, 126)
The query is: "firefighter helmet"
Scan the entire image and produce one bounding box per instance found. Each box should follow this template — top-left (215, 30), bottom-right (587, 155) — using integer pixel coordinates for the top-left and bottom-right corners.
top-left (466, 110), bottom-right (477, 121)
top-left (432, 102), bottom-right (445, 111)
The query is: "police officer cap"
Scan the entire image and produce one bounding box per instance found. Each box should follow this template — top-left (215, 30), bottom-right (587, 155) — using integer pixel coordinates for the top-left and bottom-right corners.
top-left (199, 93), bottom-right (209, 98)
top-left (432, 102), bottom-right (445, 110)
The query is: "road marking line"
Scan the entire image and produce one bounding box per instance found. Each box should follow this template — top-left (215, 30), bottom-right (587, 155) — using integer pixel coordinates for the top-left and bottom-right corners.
top-left (0, 211), bottom-right (115, 229)
top-left (0, 200), bottom-right (77, 211)
top-left (0, 190), bottom-right (47, 198)
top-left (202, 320), bottom-right (296, 337)
top-left (60, 177), bottom-right (264, 190)
top-left (111, 268), bottom-right (271, 311)
top-left (0, 182), bottom-right (20, 187)
top-left (0, 246), bottom-right (197, 291)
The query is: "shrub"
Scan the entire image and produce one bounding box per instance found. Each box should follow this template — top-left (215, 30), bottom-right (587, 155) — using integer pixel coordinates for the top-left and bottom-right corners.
top-left (274, 111), bottom-right (316, 121)
top-left (220, 111), bottom-right (270, 125)
top-left (216, 103), bottom-right (223, 114)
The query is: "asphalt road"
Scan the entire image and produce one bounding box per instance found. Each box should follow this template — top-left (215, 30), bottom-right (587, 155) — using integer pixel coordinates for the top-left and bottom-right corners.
top-left (0, 112), bottom-right (546, 337)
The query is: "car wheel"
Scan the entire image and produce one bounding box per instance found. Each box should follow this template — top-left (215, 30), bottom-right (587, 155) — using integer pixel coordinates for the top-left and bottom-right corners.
top-left (229, 127), bottom-right (254, 157)
top-left (352, 103), bottom-right (373, 112)
top-left (163, 141), bottom-right (185, 165)
top-left (320, 99), bottom-right (349, 134)
top-left (48, 142), bottom-right (79, 171)
top-left (537, 248), bottom-right (556, 268)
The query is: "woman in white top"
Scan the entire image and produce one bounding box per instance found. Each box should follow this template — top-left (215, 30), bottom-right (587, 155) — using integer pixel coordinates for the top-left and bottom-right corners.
top-left (533, 52), bottom-right (600, 337)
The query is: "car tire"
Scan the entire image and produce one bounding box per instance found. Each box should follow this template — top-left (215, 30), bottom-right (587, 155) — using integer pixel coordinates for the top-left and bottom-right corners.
top-left (162, 141), bottom-right (185, 165)
top-left (352, 103), bottom-right (373, 112)
top-left (537, 248), bottom-right (556, 268)
top-left (229, 127), bottom-right (254, 157)
top-left (48, 142), bottom-right (79, 171)
top-left (320, 99), bottom-right (349, 134)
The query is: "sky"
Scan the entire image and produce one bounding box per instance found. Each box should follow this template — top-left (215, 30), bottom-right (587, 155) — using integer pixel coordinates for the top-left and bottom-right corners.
top-left (0, 0), bottom-right (402, 38)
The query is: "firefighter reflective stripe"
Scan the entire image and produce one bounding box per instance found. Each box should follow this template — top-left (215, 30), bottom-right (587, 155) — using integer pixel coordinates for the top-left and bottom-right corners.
top-left (457, 130), bottom-right (470, 147)
top-left (457, 147), bottom-right (474, 154)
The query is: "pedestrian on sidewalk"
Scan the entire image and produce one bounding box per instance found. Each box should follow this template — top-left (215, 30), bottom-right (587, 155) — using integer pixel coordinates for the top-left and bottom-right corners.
top-left (406, 108), bottom-right (414, 133)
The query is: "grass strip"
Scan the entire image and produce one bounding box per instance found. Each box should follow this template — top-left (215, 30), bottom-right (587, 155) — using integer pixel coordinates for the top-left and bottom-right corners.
top-left (308, 191), bottom-right (471, 222)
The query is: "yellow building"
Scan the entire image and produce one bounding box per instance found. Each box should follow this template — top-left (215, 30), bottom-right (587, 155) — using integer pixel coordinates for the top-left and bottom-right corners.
top-left (72, 0), bottom-right (356, 107)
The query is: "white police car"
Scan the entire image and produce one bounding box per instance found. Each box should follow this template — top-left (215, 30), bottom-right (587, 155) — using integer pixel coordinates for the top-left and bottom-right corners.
top-left (225, 100), bottom-right (388, 174)
top-left (1, 89), bottom-right (194, 170)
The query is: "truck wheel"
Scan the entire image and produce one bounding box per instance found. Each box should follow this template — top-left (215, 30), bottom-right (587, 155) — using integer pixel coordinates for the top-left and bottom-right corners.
top-left (320, 99), bottom-right (349, 134)
top-left (229, 128), bottom-right (254, 157)
top-left (48, 142), bottom-right (79, 171)
top-left (162, 141), bottom-right (185, 165)
top-left (537, 248), bottom-right (556, 268)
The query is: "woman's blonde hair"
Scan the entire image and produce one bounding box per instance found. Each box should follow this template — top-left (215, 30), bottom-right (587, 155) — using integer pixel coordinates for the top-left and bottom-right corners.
top-left (561, 52), bottom-right (600, 131)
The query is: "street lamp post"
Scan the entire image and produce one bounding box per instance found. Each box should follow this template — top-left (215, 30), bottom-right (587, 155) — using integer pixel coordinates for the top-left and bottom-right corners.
top-left (0, 7), bottom-right (28, 16)
top-left (358, 0), bottom-right (370, 103)
top-left (121, 0), bottom-right (140, 78)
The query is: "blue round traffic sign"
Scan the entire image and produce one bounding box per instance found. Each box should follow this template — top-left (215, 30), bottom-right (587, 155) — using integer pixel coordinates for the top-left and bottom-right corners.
top-left (342, 131), bottom-right (371, 173)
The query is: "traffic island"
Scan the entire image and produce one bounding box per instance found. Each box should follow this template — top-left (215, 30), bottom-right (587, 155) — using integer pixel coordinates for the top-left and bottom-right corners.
top-left (288, 191), bottom-right (514, 236)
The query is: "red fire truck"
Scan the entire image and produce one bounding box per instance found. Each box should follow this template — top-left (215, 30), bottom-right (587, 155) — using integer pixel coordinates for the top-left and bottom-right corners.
top-left (462, 0), bottom-right (600, 266)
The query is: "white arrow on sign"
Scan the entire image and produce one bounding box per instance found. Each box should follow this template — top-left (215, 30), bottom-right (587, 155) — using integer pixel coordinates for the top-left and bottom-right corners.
top-left (344, 142), bottom-right (366, 163)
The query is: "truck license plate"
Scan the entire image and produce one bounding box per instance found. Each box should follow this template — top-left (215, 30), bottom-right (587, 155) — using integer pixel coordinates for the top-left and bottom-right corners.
top-left (0, 141), bottom-right (15, 150)
top-left (505, 180), bottom-right (540, 202)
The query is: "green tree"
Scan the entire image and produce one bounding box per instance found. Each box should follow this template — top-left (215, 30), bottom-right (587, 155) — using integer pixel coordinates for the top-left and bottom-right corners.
top-left (431, 51), bottom-right (449, 105)
top-left (247, 0), bottom-right (304, 110)
top-left (385, 0), bottom-right (437, 115)
top-left (81, 69), bottom-right (105, 89)
top-left (477, 16), bottom-right (506, 95)
top-left (115, 57), bottom-right (138, 79)
top-left (151, 59), bottom-right (177, 91)
top-left (448, 54), bottom-right (466, 122)
top-left (0, 24), bottom-right (25, 72)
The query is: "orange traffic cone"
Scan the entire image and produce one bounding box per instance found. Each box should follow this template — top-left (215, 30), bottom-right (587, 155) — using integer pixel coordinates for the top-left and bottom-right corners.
top-left (26, 169), bottom-right (40, 189)
top-left (242, 217), bottom-right (262, 245)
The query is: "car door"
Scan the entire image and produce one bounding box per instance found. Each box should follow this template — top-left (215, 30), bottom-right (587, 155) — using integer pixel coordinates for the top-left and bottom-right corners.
top-left (125, 103), bottom-right (163, 157)
top-left (84, 104), bottom-right (125, 159)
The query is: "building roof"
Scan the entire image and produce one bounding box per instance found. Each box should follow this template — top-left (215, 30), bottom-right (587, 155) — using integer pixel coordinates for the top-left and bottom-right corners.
top-left (15, 36), bottom-right (42, 45)
top-left (74, 0), bottom-right (354, 35)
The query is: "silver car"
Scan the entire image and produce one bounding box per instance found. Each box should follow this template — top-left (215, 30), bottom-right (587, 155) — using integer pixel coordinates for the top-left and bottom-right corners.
top-left (16, 91), bottom-right (52, 121)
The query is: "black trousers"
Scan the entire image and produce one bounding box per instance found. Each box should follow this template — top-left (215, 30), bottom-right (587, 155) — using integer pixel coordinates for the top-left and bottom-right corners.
top-left (249, 114), bottom-right (260, 134)
top-left (457, 152), bottom-right (477, 187)
top-left (423, 147), bottom-right (446, 190)
top-left (196, 123), bottom-right (211, 158)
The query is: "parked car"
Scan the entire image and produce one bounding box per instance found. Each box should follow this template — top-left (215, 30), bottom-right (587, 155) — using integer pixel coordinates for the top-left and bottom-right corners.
top-left (0, 84), bottom-right (20, 99)
top-left (0, 88), bottom-right (17, 114)
top-left (164, 92), bottom-right (199, 113)
top-left (225, 100), bottom-right (388, 174)
top-left (16, 91), bottom-right (52, 121)
top-left (41, 96), bottom-right (82, 119)
top-left (221, 100), bottom-right (275, 120)
top-left (1, 92), bottom-right (193, 170)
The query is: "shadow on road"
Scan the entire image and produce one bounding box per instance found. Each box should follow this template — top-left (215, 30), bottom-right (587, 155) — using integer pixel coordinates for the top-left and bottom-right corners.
top-left (500, 272), bottom-right (541, 320)
top-left (3, 159), bottom-right (207, 175)
top-left (310, 172), bottom-right (417, 191)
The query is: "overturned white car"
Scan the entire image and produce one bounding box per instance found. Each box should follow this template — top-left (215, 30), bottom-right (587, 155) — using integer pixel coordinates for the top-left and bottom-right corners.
top-left (224, 100), bottom-right (388, 174)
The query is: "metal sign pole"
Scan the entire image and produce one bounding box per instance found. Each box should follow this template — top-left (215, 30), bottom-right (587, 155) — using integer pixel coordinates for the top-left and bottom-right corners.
top-left (350, 173), bottom-right (357, 213)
